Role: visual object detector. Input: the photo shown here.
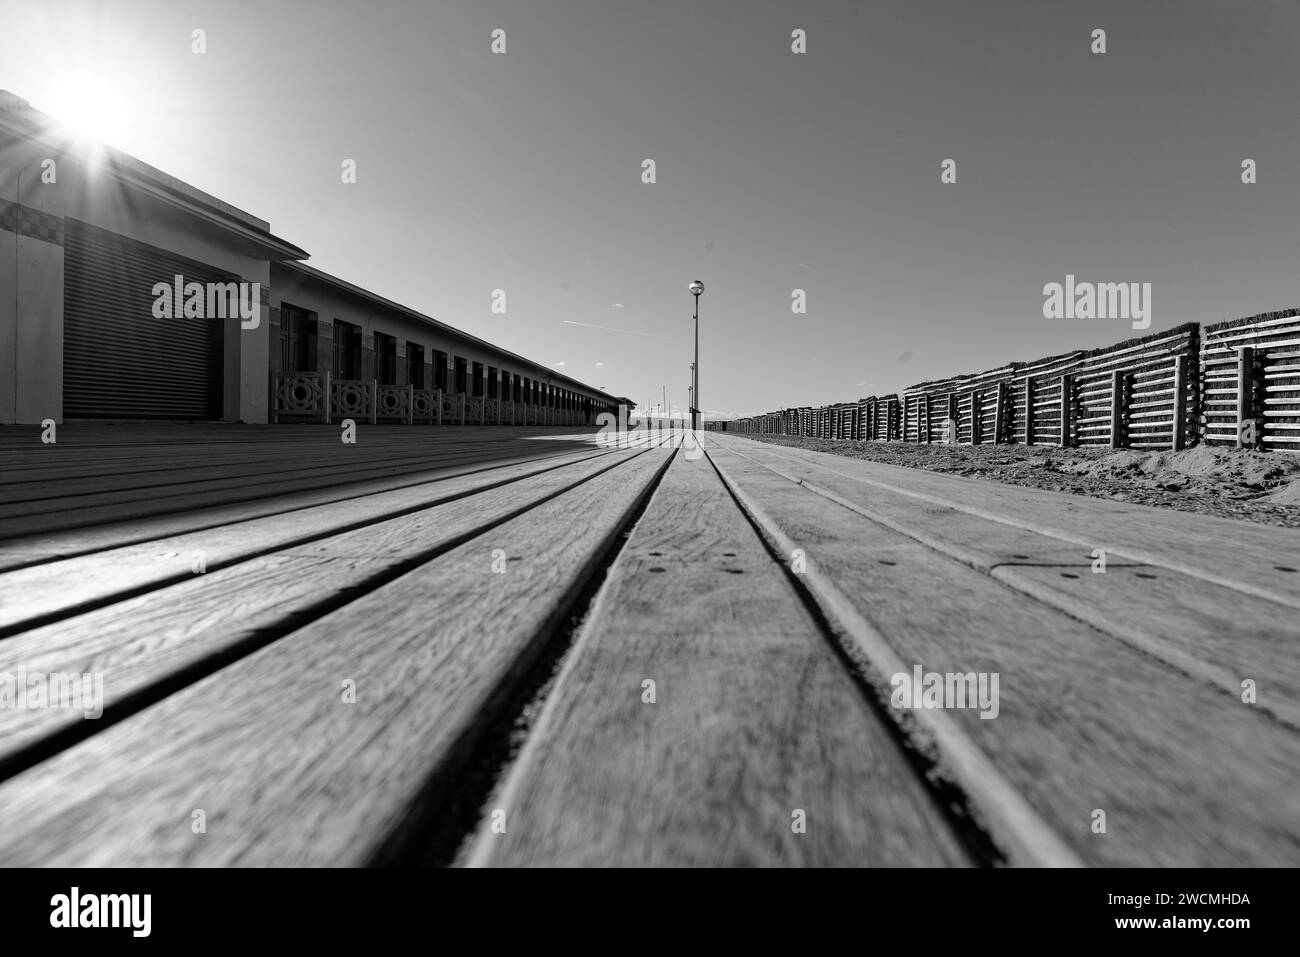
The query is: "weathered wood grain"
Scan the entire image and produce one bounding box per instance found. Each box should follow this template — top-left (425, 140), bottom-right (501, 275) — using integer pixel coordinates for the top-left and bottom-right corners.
top-left (0, 424), bottom-right (604, 539)
top-left (0, 445), bottom-right (598, 571)
top-left (0, 444), bottom-right (653, 768)
top-left (705, 441), bottom-right (1300, 866)
top-left (722, 436), bottom-right (1300, 608)
top-left (0, 443), bottom-right (594, 529)
top-left (466, 450), bottom-right (972, 867)
top-left (0, 445), bottom-right (615, 631)
top-left (0, 443), bottom-right (673, 866)
top-left (713, 437), bottom-right (1300, 728)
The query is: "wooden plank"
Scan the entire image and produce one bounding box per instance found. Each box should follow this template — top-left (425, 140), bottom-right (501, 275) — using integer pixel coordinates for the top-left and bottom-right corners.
top-left (0, 427), bottom-right (581, 478)
top-left (0, 433), bottom-right (604, 542)
top-left (705, 440), bottom-right (1300, 866)
top-left (714, 437), bottom-right (1300, 728)
top-left (465, 450), bottom-right (973, 867)
top-left (0, 435), bottom-right (567, 482)
top-left (0, 443), bottom-right (675, 865)
top-left (0, 429), bottom-right (582, 484)
top-left (723, 435), bottom-right (1299, 609)
top-left (0, 445), bottom-right (619, 632)
top-left (0, 444), bottom-right (603, 570)
top-left (0, 443), bottom-right (663, 768)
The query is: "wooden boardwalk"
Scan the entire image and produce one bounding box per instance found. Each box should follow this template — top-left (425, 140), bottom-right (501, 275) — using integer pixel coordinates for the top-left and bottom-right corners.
top-left (0, 424), bottom-right (1296, 866)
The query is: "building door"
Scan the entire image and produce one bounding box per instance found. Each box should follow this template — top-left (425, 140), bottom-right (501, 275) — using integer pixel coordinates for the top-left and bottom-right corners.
top-left (373, 333), bottom-right (397, 384)
top-left (432, 350), bottom-right (448, 391)
top-left (333, 320), bottom-right (361, 379)
top-left (280, 303), bottom-right (316, 373)
top-left (406, 342), bottom-right (425, 389)
top-left (63, 219), bottom-right (224, 419)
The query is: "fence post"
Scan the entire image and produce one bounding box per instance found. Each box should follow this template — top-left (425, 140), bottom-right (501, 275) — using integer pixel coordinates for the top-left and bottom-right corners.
top-left (1109, 370), bottom-right (1125, 449)
top-left (405, 384), bottom-right (414, 425)
top-left (1022, 377), bottom-right (1033, 445)
top-left (1236, 346), bottom-right (1258, 449)
top-left (1171, 355), bottom-right (1187, 451)
top-left (370, 380), bottom-right (378, 425)
top-left (993, 382), bottom-right (1006, 444)
top-left (1059, 374), bottom-right (1073, 447)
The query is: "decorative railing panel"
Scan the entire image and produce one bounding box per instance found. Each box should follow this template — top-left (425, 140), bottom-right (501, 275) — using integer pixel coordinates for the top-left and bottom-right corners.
top-left (442, 392), bottom-right (466, 424)
top-left (375, 384), bottom-right (412, 423)
top-left (412, 388), bottom-right (442, 425)
top-left (330, 379), bottom-right (375, 422)
top-left (271, 372), bottom-right (328, 423)
top-left (272, 377), bottom-right (610, 431)
top-left (466, 396), bottom-right (484, 425)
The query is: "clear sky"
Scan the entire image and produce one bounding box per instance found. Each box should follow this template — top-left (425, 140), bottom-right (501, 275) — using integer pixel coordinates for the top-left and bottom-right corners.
top-left (3, 0), bottom-right (1298, 417)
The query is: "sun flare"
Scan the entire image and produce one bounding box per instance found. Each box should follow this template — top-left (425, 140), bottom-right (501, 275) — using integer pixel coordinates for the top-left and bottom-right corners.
top-left (41, 74), bottom-right (132, 149)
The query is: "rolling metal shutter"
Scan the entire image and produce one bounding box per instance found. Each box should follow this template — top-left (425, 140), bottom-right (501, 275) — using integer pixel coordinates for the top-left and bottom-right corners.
top-left (63, 219), bottom-right (225, 419)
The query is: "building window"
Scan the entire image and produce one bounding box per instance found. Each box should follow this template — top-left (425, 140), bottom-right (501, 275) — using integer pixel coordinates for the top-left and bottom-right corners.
top-left (373, 332), bottom-right (397, 385)
top-left (281, 303), bottom-right (316, 373)
top-left (333, 320), bottom-right (361, 380)
top-left (472, 362), bottom-right (485, 397)
top-left (407, 342), bottom-right (425, 389)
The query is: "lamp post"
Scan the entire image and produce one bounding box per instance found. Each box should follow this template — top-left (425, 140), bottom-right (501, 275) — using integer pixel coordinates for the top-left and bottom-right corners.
top-left (689, 280), bottom-right (704, 430)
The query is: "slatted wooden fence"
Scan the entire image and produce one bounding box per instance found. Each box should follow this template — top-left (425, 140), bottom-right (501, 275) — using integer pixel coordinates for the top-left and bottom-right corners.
top-left (720, 312), bottom-right (1296, 453)
top-left (1200, 311), bottom-right (1300, 449)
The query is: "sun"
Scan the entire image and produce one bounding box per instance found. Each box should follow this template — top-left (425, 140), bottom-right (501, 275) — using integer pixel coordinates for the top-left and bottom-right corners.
top-left (41, 74), bottom-right (133, 150)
